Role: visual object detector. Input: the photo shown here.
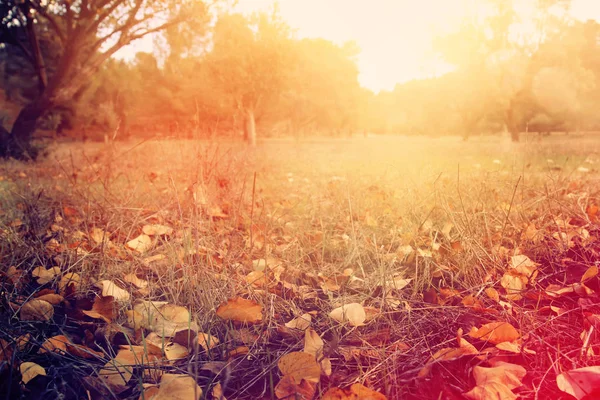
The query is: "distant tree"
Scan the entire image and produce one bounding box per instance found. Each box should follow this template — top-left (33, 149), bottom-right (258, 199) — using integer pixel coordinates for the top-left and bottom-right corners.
top-left (0, 0), bottom-right (208, 159)
top-left (207, 12), bottom-right (293, 145)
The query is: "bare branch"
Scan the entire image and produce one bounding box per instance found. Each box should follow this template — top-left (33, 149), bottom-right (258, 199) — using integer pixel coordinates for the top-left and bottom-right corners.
top-left (29, 1), bottom-right (66, 44)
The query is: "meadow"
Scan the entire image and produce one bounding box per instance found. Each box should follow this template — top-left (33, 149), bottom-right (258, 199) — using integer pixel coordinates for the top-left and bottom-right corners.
top-left (1, 134), bottom-right (599, 399)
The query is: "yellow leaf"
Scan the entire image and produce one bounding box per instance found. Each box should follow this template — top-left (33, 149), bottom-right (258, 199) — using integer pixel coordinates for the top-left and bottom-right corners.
top-left (277, 352), bottom-right (321, 384)
top-left (20, 362), bottom-right (46, 384)
top-left (58, 272), bottom-right (80, 293)
top-left (321, 383), bottom-right (387, 400)
top-left (329, 303), bottom-right (366, 326)
top-left (468, 322), bottom-right (520, 345)
top-left (485, 288), bottom-right (500, 302)
top-left (216, 297), bottom-right (263, 324)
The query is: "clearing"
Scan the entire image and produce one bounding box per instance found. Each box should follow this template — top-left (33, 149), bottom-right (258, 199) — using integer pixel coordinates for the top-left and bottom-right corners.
top-left (1, 135), bottom-right (599, 399)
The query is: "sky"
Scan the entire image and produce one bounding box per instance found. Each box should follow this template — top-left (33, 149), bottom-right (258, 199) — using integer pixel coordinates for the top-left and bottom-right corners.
top-left (116, 0), bottom-right (600, 93)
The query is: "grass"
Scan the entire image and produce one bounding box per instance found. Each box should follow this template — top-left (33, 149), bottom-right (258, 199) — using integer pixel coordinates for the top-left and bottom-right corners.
top-left (0, 134), bottom-right (599, 399)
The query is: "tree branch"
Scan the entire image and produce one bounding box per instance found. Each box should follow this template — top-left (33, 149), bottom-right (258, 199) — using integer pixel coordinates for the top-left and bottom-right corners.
top-left (29, 1), bottom-right (66, 44)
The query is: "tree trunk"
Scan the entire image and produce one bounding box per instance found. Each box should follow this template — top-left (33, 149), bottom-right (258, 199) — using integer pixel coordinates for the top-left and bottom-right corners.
top-left (245, 108), bottom-right (256, 146)
top-left (0, 99), bottom-right (52, 159)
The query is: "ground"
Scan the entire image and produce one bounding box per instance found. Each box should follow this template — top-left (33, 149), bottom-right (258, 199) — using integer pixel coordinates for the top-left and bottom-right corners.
top-left (0, 134), bottom-right (599, 400)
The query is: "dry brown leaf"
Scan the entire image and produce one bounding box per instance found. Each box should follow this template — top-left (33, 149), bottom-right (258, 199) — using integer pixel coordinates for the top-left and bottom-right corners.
top-left (274, 375), bottom-right (316, 400)
top-left (285, 314), bottom-right (312, 331)
top-left (98, 350), bottom-right (136, 391)
top-left (216, 297), bottom-right (263, 324)
top-left (97, 280), bottom-right (130, 302)
top-left (20, 362), bottom-right (46, 384)
top-left (228, 346), bottom-right (250, 358)
top-left (485, 288), bottom-right (500, 302)
top-left (211, 382), bottom-right (226, 400)
top-left (67, 342), bottom-right (104, 359)
top-left (20, 299), bottom-right (54, 321)
top-left (90, 228), bottom-right (112, 245)
top-left (39, 335), bottom-right (69, 354)
top-left (142, 224), bottom-right (173, 236)
top-left (152, 373), bottom-right (202, 400)
top-left (329, 303), bottom-right (366, 327)
top-left (197, 332), bottom-right (220, 352)
top-left (303, 328), bottom-right (324, 358)
top-left (418, 342), bottom-right (479, 378)
top-left (58, 272), bottom-right (81, 293)
top-left (321, 383), bottom-right (387, 400)
top-left (500, 273), bottom-right (527, 301)
top-left (16, 334), bottom-right (31, 351)
top-left (164, 342), bottom-right (189, 361)
top-left (123, 273), bottom-right (149, 289)
top-left (245, 271), bottom-right (266, 288)
top-left (82, 296), bottom-right (117, 322)
top-left (465, 361), bottom-right (526, 400)
top-left (468, 322), bottom-right (520, 345)
top-left (31, 266), bottom-right (61, 285)
top-left (278, 352), bottom-right (321, 384)
top-left (35, 293), bottom-right (64, 305)
top-left (126, 234), bottom-right (153, 253)
top-left (557, 366), bottom-right (600, 400)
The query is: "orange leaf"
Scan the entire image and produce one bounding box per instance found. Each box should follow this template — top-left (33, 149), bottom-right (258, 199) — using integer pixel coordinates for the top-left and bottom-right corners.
top-left (82, 296), bottom-right (117, 322)
top-left (468, 322), bottom-right (520, 345)
top-left (274, 376), bottom-right (316, 400)
top-left (322, 383), bottom-right (387, 400)
top-left (39, 335), bottom-right (69, 354)
top-left (216, 297), bottom-right (263, 324)
top-left (277, 352), bottom-right (321, 383)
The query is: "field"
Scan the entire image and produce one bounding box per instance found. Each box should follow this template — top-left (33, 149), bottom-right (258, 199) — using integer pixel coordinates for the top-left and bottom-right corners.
top-left (1, 134), bottom-right (599, 400)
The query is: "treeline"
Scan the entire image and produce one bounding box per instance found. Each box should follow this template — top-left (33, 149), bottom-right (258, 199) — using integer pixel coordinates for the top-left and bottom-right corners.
top-left (1, 0), bottom-right (600, 152)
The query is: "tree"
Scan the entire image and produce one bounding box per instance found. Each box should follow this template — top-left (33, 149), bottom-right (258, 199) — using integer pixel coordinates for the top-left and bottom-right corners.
top-left (207, 12), bottom-right (292, 146)
top-left (0, 0), bottom-right (208, 159)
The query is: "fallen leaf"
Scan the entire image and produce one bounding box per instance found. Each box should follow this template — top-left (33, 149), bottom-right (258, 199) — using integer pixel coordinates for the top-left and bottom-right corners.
top-left (582, 266), bottom-right (598, 283)
top-left (39, 335), bottom-right (69, 354)
top-left (35, 293), bottom-right (64, 305)
top-left (465, 361), bottom-right (526, 400)
top-left (152, 373), bottom-right (202, 400)
top-left (216, 297), bottom-right (263, 324)
top-left (275, 375), bottom-right (316, 400)
top-left (82, 296), bottom-right (117, 322)
top-left (557, 366), bottom-right (600, 400)
top-left (124, 273), bottom-right (149, 289)
top-left (58, 272), bottom-right (81, 293)
top-left (285, 314), bottom-right (312, 331)
top-left (20, 362), bottom-right (46, 384)
top-left (31, 266), bottom-right (61, 285)
top-left (211, 382), bottom-right (226, 400)
top-left (468, 322), bottom-right (520, 345)
top-left (329, 303), bottom-right (366, 326)
top-left (97, 280), bottom-right (130, 302)
top-left (142, 224), bottom-right (173, 236)
top-left (321, 383), bottom-right (387, 400)
top-left (126, 234), bottom-right (153, 253)
top-left (197, 332), bottom-right (220, 352)
top-left (164, 342), bottom-right (189, 361)
top-left (303, 328), bottom-right (324, 358)
top-left (278, 352), bottom-right (321, 383)
top-left (90, 228), bottom-right (111, 245)
top-left (485, 288), bottom-right (500, 302)
top-left (245, 271), bottom-right (266, 287)
top-left (20, 299), bottom-right (54, 321)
